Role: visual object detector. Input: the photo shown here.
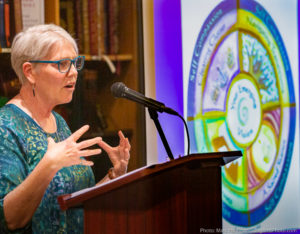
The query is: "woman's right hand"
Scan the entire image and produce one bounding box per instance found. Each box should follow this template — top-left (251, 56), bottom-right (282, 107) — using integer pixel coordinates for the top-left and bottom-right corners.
top-left (3, 125), bottom-right (101, 230)
top-left (44, 125), bottom-right (102, 171)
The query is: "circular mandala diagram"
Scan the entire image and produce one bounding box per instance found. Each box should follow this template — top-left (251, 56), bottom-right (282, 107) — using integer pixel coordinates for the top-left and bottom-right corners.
top-left (187, 0), bottom-right (296, 226)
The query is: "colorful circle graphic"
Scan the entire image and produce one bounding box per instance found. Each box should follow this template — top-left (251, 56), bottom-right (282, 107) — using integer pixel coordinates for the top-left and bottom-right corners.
top-left (187, 0), bottom-right (295, 226)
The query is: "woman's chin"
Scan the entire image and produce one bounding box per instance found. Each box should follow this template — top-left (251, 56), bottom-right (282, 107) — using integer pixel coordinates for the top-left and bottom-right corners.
top-left (58, 95), bottom-right (74, 105)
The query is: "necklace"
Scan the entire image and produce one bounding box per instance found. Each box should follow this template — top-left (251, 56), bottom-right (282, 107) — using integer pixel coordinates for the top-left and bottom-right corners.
top-left (19, 93), bottom-right (57, 135)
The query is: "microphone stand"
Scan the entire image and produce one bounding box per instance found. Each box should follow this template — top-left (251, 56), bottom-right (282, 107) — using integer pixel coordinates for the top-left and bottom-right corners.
top-left (148, 108), bottom-right (174, 160)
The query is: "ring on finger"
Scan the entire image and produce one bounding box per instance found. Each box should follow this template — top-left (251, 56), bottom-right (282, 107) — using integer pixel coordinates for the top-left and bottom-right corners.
top-left (80, 159), bottom-right (83, 165)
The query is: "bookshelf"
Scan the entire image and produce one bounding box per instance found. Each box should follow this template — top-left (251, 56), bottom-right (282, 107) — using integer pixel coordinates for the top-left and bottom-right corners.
top-left (45, 0), bottom-right (60, 25)
top-left (0, 0), bottom-right (146, 178)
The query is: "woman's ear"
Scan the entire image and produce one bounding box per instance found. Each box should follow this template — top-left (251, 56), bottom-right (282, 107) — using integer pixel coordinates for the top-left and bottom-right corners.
top-left (22, 62), bottom-right (36, 84)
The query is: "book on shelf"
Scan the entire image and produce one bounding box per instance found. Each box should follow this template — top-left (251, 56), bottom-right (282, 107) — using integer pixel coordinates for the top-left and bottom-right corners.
top-left (107, 0), bottom-right (119, 55)
top-left (13, 0), bottom-right (23, 35)
top-left (60, 0), bottom-right (119, 57)
top-left (4, 0), bottom-right (10, 48)
top-left (1, 0), bottom-right (18, 49)
top-left (0, 0), bottom-right (45, 50)
top-left (82, 0), bottom-right (90, 54)
top-left (21, 0), bottom-right (45, 31)
top-left (88, 0), bottom-right (107, 56)
top-left (0, 0), bottom-right (6, 48)
top-left (74, 0), bottom-right (84, 53)
top-left (88, 0), bottom-right (98, 55)
top-left (98, 0), bottom-right (107, 55)
top-left (8, 0), bottom-right (16, 45)
top-left (0, 0), bottom-right (23, 50)
top-left (60, 0), bottom-right (75, 37)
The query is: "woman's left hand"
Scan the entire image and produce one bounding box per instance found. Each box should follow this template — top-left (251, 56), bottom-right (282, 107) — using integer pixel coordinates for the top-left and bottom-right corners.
top-left (98, 131), bottom-right (131, 178)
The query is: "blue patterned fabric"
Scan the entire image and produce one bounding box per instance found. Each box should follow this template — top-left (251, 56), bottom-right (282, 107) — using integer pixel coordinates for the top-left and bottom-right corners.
top-left (0, 104), bottom-right (95, 233)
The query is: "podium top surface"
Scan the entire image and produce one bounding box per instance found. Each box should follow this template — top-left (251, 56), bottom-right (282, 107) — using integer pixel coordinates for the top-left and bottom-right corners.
top-left (58, 150), bottom-right (242, 210)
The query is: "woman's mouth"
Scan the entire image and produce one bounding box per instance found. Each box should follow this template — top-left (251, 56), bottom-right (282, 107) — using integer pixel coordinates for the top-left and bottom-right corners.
top-left (64, 83), bottom-right (76, 90)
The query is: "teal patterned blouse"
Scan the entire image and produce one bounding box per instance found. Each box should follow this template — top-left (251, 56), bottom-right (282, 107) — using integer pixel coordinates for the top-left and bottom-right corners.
top-left (0, 104), bottom-right (95, 233)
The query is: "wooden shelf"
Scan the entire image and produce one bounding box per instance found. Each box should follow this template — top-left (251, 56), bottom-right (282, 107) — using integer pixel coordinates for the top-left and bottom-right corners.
top-left (80, 54), bottom-right (133, 62)
top-left (0, 48), bottom-right (11, 53)
top-left (0, 49), bottom-right (132, 62)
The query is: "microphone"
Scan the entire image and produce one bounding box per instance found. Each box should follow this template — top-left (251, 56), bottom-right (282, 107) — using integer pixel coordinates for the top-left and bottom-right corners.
top-left (111, 82), bottom-right (178, 115)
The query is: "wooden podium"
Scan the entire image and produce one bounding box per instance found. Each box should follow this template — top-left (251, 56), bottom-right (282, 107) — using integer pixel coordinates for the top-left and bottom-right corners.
top-left (58, 151), bottom-right (241, 234)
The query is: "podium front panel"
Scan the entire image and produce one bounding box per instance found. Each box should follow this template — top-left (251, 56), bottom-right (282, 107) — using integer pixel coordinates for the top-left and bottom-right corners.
top-left (84, 165), bottom-right (222, 234)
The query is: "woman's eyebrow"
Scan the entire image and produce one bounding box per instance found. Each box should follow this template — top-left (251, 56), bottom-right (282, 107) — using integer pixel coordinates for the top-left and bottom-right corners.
top-left (50, 55), bottom-right (77, 60)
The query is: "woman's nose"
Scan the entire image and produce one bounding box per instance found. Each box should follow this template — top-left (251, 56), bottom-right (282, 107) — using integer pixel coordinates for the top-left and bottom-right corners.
top-left (68, 63), bottom-right (78, 76)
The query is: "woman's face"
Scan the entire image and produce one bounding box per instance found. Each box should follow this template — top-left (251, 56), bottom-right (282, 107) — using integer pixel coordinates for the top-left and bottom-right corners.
top-left (33, 40), bottom-right (78, 107)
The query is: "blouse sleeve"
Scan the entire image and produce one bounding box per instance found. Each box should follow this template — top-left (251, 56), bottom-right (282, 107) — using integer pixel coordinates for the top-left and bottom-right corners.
top-left (0, 125), bottom-right (30, 233)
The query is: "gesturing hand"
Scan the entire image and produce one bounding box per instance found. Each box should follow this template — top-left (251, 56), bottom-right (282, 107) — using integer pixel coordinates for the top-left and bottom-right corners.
top-left (98, 131), bottom-right (131, 178)
top-left (44, 125), bottom-right (102, 171)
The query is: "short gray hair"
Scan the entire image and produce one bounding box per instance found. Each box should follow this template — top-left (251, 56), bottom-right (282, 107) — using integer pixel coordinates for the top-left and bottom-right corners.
top-left (11, 24), bottom-right (78, 84)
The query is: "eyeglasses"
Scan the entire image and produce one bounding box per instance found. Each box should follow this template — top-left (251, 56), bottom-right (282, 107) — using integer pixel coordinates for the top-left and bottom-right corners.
top-left (29, 56), bottom-right (85, 73)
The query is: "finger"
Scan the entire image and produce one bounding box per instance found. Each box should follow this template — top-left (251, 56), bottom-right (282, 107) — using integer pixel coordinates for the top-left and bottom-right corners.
top-left (98, 140), bottom-right (112, 153)
top-left (78, 148), bottom-right (102, 157)
top-left (118, 138), bottom-right (130, 160)
top-left (77, 137), bottom-right (102, 150)
top-left (118, 131), bottom-right (131, 151)
top-left (125, 138), bottom-right (131, 151)
top-left (47, 137), bottom-right (55, 145)
top-left (79, 159), bottom-right (94, 167)
top-left (118, 131), bottom-right (126, 148)
top-left (70, 125), bottom-right (90, 142)
top-left (124, 148), bottom-right (130, 161)
top-left (118, 130), bottom-right (126, 139)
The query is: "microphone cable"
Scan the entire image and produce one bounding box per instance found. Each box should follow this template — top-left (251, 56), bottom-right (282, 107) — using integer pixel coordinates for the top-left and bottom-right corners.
top-left (174, 112), bottom-right (190, 156)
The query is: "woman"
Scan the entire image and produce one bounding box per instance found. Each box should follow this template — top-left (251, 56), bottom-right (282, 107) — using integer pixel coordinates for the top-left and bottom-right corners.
top-left (0, 24), bottom-right (130, 233)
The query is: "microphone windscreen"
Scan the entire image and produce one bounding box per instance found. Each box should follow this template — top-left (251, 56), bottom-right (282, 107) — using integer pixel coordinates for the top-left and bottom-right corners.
top-left (111, 82), bottom-right (126, 98)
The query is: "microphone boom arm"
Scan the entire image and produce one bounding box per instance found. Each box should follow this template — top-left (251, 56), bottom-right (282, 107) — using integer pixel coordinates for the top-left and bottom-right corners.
top-left (148, 108), bottom-right (174, 161)
top-left (111, 82), bottom-right (190, 158)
